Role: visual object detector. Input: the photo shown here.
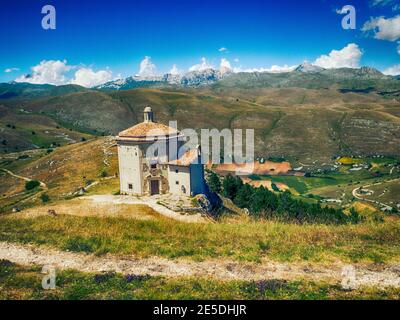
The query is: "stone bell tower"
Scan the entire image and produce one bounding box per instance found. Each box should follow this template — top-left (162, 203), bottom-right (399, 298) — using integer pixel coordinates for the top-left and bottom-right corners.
top-left (143, 106), bottom-right (154, 122)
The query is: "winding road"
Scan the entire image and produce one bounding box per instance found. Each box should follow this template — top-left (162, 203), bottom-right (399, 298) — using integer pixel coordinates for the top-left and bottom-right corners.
top-left (352, 178), bottom-right (400, 210)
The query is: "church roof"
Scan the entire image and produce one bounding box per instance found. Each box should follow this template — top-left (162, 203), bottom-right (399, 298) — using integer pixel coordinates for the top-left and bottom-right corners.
top-left (168, 149), bottom-right (200, 166)
top-left (118, 106), bottom-right (181, 141)
top-left (118, 121), bottom-right (179, 140)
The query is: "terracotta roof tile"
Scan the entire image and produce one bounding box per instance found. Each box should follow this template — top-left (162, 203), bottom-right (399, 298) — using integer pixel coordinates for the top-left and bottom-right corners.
top-left (169, 149), bottom-right (200, 166)
top-left (118, 121), bottom-right (178, 138)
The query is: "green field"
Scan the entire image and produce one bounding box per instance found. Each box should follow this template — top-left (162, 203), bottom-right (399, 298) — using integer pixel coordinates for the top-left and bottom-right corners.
top-left (246, 156), bottom-right (400, 209)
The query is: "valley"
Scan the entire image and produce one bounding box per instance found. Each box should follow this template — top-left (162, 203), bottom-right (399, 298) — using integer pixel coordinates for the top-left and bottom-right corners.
top-left (1, 67), bottom-right (400, 300)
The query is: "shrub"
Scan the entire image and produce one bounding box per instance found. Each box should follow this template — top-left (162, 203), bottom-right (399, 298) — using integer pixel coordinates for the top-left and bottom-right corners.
top-left (25, 180), bottom-right (40, 191)
top-left (99, 168), bottom-right (108, 178)
top-left (40, 193), bottom-right (50, 203)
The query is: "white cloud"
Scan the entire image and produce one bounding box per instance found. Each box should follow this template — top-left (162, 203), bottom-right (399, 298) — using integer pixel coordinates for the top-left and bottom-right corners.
top-left (15, 60), bottom-right (72, 85)
top-left (189, 57), bottom-right (214, 72)
top-left (370, 0), bottom-right (395, 7)
top-left (137, 56), bottom-right (157, 77)
top-left (362, 15), bottom-right (400, 41)
top-left (313, 43), bottom-right (362, 69)
top-left (383, 64), bottom-right (400, 75)
top-left (4, 67), bottom-right (19, 73)
top-left (220, 58), bottom-right (232, 74)
top-left (233, 64), bottom-right (296, 73)
top-left (71, 67), bottom-right (113, 87)
top-left (218, 47), bottom-right (228, 53)
top-left (267, 65), bottom-right (297, 73)
top-left (14, 60), bottom-right (114, 87)
top-left (220, 58), bottom-right (232, 70)
top-left (234, 58), bottom-right (240, 63)
top-left (169, 64), bottom-right (181, 75)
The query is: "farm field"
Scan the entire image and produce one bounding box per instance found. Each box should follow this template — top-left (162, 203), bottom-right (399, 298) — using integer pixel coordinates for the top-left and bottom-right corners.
top-left (240, 156), bottom-right (400, 210)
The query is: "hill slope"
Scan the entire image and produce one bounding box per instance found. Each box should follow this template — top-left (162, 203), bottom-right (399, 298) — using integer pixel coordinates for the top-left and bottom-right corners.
top-left (0, 82), bottom-right (87, 99)
top-left (1, 87), bottom-right (399, 162)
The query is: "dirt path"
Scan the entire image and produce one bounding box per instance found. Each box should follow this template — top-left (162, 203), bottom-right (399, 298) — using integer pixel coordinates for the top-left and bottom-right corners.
top-left (0, 241), bottom-right (399, 289)
top-left (82, 194), bottom-right (205, 223)
top-left (1, 168), bottom-right (47, 189)
top-left (352, 178), bottom-right (400, 210)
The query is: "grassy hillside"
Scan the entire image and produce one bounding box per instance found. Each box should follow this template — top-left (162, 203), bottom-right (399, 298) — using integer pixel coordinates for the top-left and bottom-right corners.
top-left (0, 137), bottom-right (118, 212)
top-left (0, 105), bottom-right (92, 152)
top-left (1, 85), bottom-right (399, 163)
top-left (1, 202), bottom-right (400, 264)
top-left (0, 83), bottom-right (86, 99)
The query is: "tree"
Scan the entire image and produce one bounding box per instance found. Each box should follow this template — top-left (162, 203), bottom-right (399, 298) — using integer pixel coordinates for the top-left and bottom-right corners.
top-left (25, 180), bottom-right (40, 191)
top-left (249, 186), bottom-right (279, 215)
top-left (234, 183), bottom-right (253, 208)
top-left (222, 174), bottom-right (242, 199)
top-left (271, 182), bottom-right (280, 192)
top-left (207, 171), bottom-right (221, 194)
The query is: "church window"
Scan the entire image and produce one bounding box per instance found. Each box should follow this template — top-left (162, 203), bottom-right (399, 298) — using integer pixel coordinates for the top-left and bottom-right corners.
top-left (128, 183), bottom-right (133, 189)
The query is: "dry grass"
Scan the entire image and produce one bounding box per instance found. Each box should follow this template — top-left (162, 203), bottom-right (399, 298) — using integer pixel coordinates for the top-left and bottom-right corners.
top-left (1, 205), bottom-right (399, 264)
top-left (9, 199), bottom-right (160, 221)
top-left (0, 137), bottom-right (119, 212)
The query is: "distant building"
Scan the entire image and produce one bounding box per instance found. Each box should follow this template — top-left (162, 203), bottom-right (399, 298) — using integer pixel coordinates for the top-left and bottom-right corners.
top-left (117, 107), bottom-right (205, 196)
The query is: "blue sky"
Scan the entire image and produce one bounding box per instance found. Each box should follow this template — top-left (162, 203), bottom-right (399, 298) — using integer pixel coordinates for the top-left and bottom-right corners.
top-left (1, 0), bottom-right (400, 85)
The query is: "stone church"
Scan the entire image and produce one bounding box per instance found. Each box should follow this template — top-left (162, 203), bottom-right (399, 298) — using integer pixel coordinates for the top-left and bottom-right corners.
top-left (117, 107), bottom-right (205, 196)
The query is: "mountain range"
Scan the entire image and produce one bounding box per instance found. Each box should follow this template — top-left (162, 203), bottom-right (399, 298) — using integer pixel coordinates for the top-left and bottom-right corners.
top-left (1, 63), bottom-right (399, 99)
top-left (96, 63), bottom-right (396, 91)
